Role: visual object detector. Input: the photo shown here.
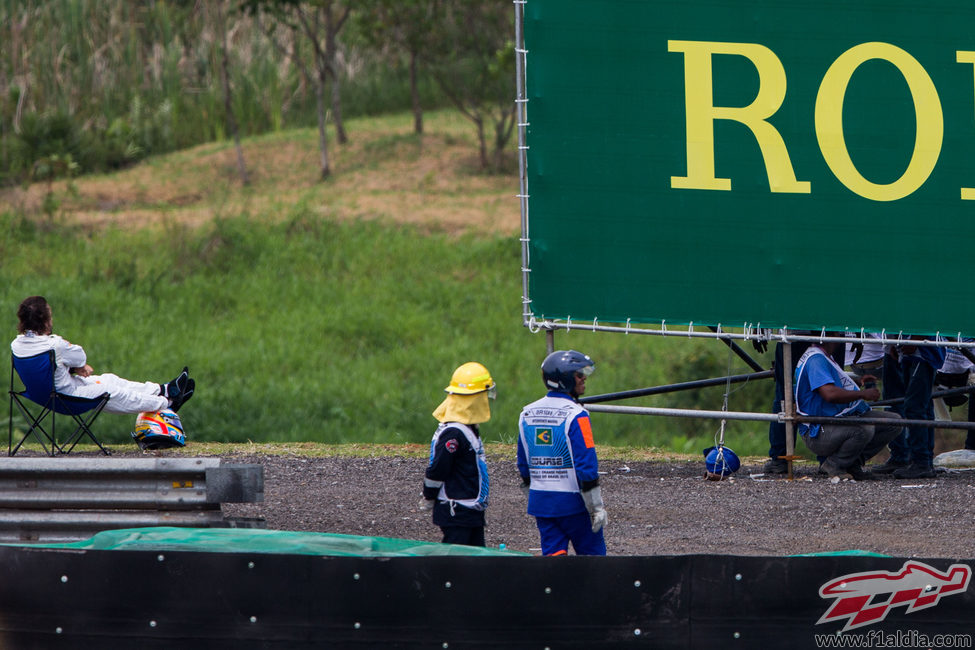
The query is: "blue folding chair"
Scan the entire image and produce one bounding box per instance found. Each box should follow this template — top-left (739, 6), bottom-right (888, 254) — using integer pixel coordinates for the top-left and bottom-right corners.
top-left (8, 351), bottom-right (111, 456)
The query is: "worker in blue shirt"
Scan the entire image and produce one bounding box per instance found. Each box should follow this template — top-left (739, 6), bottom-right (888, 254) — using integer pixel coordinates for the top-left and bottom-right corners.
top-left (794, 336), bottom-right (902, 480)
top-left (518, 350), bottom-right (607, 556)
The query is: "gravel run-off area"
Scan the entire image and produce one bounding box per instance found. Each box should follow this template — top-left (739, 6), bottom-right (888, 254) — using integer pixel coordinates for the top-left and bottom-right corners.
top-left (211, 452), bottom-right (975, 560)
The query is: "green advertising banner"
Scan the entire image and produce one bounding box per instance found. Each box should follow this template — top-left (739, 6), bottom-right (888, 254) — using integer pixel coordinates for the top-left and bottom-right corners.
top-left (522, 0), bottom-right (975, 336)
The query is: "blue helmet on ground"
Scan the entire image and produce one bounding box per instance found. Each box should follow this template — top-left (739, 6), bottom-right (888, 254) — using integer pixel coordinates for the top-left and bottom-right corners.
top-left (703, 445), bottom-right (740, 479)
top-left (541, 349), bottom-right (594, 393)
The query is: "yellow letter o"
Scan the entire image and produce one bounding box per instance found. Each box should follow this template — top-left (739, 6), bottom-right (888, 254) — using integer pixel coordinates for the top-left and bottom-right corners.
top-left (815, 42), bottom-right (943, 202)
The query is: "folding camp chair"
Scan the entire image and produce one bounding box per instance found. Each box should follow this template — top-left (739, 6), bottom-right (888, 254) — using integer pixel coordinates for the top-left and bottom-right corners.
top-left (8, 351), bottom-right (111, 456)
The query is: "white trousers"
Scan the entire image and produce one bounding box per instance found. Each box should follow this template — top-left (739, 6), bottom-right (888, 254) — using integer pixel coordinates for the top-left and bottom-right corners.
top-left (68, 374), bottom-right (169, 414)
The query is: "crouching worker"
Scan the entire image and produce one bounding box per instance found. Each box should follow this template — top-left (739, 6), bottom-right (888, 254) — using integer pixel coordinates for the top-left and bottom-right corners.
top-left (11, 296), bottom-right (195, 414)
top-left (420, 362), bottom-right (494, 547)
top-left (518, 350), bottom-right (607, 556)
top-left (794, 334), bottom-right (902, 480)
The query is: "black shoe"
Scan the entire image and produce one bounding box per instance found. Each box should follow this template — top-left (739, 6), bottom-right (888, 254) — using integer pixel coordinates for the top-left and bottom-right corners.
top-left (847, 464), bottom-right (878, 481)
top-left (870, 458), bottom-right (909, 474)
top-left (892, 462), bottom-right (936, 479)
top-left (165, 367), bottom-right (189, 400)
top-left (763, 458), bottom-right (788, 474)
top-left (171, 378), bottom-right (194, 413)
top-left (820, 459), bottom-right (851, 480)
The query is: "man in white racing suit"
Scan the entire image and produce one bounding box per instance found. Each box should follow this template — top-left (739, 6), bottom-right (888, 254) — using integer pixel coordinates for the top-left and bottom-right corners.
top-left (11, 296), bottom-right (194, 414)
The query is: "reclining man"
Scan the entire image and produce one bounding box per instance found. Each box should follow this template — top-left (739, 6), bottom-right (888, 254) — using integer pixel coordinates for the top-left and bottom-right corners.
top-left (794, 333), bottom-right (902, 480)
top-left (12, 296), bottom-right (194, 414)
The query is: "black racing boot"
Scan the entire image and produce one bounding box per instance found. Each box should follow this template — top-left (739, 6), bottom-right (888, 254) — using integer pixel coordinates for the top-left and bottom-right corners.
top-left (171, 378), bottom-right (195, 412)
top-left (163, 367), bottom-right (190, 410)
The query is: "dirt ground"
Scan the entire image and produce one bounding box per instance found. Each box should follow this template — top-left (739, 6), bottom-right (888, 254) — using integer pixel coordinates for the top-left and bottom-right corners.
top-left (212, 452), bottom-right (975, 560)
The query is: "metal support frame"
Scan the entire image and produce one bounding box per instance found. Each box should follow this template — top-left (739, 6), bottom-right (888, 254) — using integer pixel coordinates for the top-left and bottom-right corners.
top-left (546, 326), bottom-right (975, 468)
top-left (707, 326), bottom-right (765, 372)
top-left (781, 342), bottom-right (799, 478)
top-left (582, 370), bottom-right (773, 404)
top-left (585, 404), bottom-right (781, 422)
top-left (584, 398), bottom-right (975, 430)
top-left (515, 0), bottom-right (533, 331)
top-left (525, 321), bottom-right (975, 350)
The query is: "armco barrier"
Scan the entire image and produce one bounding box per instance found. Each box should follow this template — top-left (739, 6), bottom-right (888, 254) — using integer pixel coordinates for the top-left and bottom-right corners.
top-left (0, 457), bottom-right (263, 542)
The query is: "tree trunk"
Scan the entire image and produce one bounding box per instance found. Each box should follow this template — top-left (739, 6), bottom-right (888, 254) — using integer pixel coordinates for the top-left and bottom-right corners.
top-left (329, 67), bottom-right (346, 145)
top-left (493, 119), bottom-right (506, 172)
top-left (493, 107), bottom-right (516, 172)
top-left (475, 116), bottom-right (488, 170)
top-left (315, 66), bottom-right (331, 180)
top-left (409, 50), bottom-right (423, 135)
top-left (325, 7), bottom-right (347, 145)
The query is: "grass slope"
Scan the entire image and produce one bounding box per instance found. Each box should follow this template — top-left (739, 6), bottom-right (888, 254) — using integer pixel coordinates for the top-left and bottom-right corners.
top-left (1, 110), bottom-right (782, 457)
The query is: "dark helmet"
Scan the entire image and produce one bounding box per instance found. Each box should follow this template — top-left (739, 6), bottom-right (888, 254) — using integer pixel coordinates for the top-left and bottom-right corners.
top-left (541, 350), bottom-right (594, 393)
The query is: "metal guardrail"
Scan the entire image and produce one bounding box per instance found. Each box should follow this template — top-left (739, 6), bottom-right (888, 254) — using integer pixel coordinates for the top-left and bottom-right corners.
top-left (0, 457), bottom-right (264, 543)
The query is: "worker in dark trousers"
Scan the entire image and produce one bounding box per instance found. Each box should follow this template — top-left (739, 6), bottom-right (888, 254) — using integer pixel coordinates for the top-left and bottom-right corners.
top-left (873, 340), bottom-right (946, 479)
top-left (420, 362), bottom-right (495, 546)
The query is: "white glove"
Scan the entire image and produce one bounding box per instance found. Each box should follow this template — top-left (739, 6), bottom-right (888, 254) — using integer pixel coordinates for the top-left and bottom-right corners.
top-left (581, 486), bottom-right (608, 533)
top-left (418, 498), bottom-right (434, 511)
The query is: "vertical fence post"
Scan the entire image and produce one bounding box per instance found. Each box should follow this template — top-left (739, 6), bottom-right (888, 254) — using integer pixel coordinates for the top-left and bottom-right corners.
top-left (782, 336), bottom-right (797, 479)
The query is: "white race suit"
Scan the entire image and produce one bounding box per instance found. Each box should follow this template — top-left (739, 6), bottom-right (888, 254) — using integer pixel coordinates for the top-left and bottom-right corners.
top-left (11, 332), bottom-right (169, 414)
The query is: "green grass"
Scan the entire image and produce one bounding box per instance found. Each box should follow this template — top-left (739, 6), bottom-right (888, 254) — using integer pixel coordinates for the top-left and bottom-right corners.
top-left (0, 212), bottom-right (782, 456)
top-left (0, 110), bottom-right (788, 459)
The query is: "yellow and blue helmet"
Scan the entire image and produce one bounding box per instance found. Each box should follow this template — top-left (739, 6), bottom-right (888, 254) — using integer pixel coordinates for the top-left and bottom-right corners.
top-left (131, 409), bottom-right (186, 451)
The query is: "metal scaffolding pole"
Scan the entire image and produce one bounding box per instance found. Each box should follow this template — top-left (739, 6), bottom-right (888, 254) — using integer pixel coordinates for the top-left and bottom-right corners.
top-left (584, 404), bottom-right (781, 422)
top-left (781, 341), bottom-right (799, 478)
top-left (583, 405), bottom-right (975, 429)
top-left (581, 370), bottom-right (773, 404)
top-left (707, 325), bottom-right (765, 372)
top-left (797, 415), bottom-right (975, 430)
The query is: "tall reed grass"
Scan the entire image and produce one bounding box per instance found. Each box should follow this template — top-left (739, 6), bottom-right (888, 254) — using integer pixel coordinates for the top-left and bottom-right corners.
top-left (0, 0), bottom-right (446, 181)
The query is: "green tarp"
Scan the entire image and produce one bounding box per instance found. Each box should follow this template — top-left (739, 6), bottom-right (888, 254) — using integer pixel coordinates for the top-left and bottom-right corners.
top-left (16, 527), bottom-right (528, 557)
top-left (12, 527), bottom-right (882, 559)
